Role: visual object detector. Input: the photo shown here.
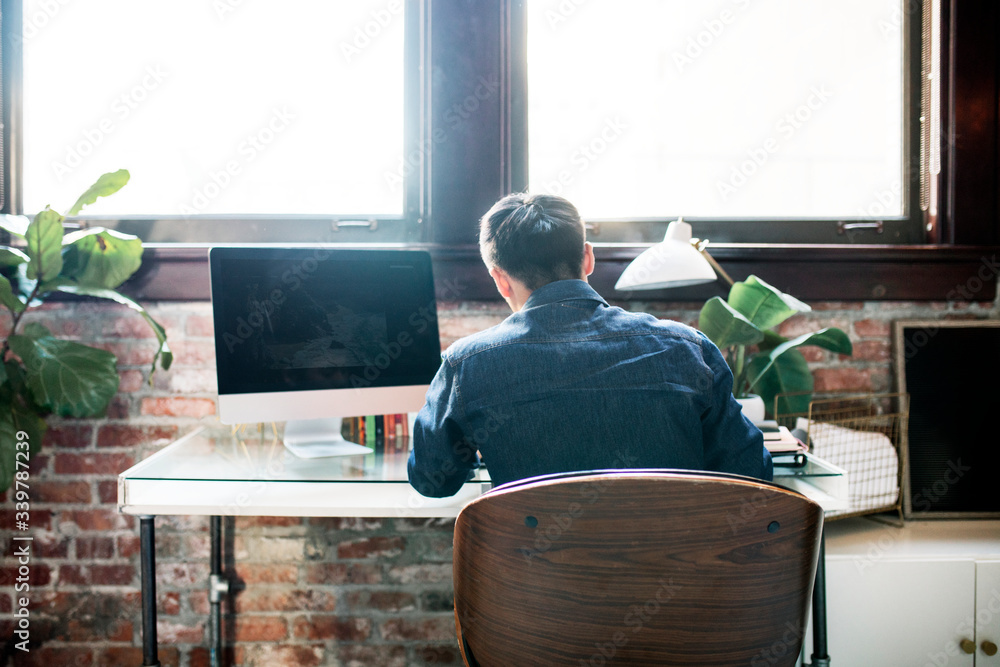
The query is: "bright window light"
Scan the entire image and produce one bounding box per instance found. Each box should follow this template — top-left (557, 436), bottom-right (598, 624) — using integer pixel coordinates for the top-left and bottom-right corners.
top-left (22, 0), bottom-right (405, 217)
top-left (527, 0), bottom-right (905, 220)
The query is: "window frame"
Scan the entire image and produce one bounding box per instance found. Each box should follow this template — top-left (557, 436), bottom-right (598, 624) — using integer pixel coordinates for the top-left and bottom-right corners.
top-left (2, 0), bottom-right (998, 303)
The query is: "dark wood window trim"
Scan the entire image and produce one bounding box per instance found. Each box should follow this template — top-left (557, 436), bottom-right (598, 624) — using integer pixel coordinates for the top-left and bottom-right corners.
top-left (10, 1), bottom-right (1000, 303)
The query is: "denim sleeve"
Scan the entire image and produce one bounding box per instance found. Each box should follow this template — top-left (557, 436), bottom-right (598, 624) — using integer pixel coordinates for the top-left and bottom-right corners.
top-left (407, 357), bottom-right (478, 497)
top-left (698, 334), bottom-right (772, 481)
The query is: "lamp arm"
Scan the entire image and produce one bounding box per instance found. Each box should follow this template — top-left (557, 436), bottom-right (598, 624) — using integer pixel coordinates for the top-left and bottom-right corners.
top-left (699, 247), bottom-right (735, 287)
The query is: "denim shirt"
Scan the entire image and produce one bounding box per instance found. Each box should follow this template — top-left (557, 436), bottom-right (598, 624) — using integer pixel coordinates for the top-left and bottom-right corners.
top-left (407, 279), bottom-right (772, 497)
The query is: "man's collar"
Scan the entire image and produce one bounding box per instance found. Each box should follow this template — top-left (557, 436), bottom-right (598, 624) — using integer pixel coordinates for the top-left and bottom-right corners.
top-left (521, 280), bottom-right (609, 311)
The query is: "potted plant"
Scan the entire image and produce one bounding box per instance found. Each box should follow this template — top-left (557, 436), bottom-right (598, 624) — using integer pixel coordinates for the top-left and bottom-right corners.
top-left (697, 275), bottom-right (852, 420)
top-left (0, 169), bottom-right (171, 491)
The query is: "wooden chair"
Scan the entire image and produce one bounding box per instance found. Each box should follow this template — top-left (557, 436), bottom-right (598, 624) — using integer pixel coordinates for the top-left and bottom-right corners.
top-left (452, 469), bottom-right (824, 666)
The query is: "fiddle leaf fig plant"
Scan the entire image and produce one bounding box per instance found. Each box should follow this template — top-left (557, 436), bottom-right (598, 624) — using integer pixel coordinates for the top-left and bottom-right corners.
top-left (698, 275), bottom-right (852, 417)
top-left (0, 169), bottom-right (172, 491)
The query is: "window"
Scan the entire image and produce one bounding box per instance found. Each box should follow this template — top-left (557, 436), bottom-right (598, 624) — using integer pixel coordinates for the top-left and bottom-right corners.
top-left (17, 0), bottom-right (408, 229)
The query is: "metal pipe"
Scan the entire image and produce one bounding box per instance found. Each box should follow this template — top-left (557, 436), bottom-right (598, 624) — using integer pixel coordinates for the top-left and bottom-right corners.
top-left (139, 516), bottom-right (160, 667)
top-left (808, 530), bottom-right (831, 667)
top-left (209, 516), bottom-right (228, 667)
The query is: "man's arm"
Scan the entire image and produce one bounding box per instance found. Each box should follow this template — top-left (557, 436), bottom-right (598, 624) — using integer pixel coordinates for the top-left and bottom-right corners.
top-left (698, 334), bottom-right (773, 481)
top-left (407, 359), bottom-right (479, 497)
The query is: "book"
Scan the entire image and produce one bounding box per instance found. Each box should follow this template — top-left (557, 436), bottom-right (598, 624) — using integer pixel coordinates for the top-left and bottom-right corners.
top-left (758, 423), bottom-right (804, 453)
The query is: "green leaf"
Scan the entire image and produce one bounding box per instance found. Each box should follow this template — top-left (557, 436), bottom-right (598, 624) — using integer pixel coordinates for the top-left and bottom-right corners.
top-left (7, 323), bottom-right (120, 417)
top-left (727, 275), bottom-right (810, 331)
top-left (66, 169), bottom-right (130, 216)
top-left (0, 390), bottom-right (47, 493)
top-left (61, 228), bottom-right (143, 289)
top-left (0, 214), bottom-right (31, 238)
top-left (698, 296), bottom-right (764, 350)
top-left (0, 247), bottom-right (30, 269)
top-left (25, 208), bottom-right (65, 282)
top-left (0, 275), bottom-right (25, 313)
top-left (55, 284), bottom-right (172, 376)
top-left (745, 347), bottom-right (813, 417)
top-left (746, 327), bottom-right (853, 391)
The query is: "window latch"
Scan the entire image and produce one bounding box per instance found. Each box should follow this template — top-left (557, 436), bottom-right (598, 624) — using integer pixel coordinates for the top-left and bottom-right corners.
top-left (836, 220), bottom-right (883, 235)
top-left (331, 219), bottom-right (378, 232)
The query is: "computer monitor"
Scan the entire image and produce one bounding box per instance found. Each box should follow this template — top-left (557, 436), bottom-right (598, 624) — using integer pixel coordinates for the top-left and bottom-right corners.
top-left (209, 247), bottom-right (442, 458)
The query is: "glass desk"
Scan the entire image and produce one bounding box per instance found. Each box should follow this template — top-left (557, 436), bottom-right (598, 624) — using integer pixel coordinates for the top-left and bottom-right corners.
top-left (118, 424), bottom-right (848, 666)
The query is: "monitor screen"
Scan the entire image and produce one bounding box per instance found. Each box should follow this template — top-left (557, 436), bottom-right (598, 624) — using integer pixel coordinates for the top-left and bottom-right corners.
top-left (209, 247), bottom-right (441, 456)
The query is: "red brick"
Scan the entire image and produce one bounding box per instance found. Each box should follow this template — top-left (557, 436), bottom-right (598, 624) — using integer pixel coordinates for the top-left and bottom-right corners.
top-left (387, 563), bottom-right (452, 585)
top-left (168, 340), bottom-right (217, 366)
top-left (304, 562), bottom-right (383, 585)
top-left (140, 397), bottom-right (216, 418)
top-left (849, 339), bottom-right (891, 362)
top-left (344, 590), bottom-right (417, 612)
top-left (233, 616), bottom-right (288, 642)
top-left (44, 424), bottom-right (95, 449)
top-left (234, 563), bottom-right (298, 584)
top-left (93, 340), bottom-right (158, 367)
top-left (159, 562), bottom-right (210, 587)
top-left (160, 591), bottom-right (181, 615)
top-left (98, 480), bottom-right (119, 504)
top-left (105, 395), bottom-right (133, 419)
top-left (96, 423), bottom-right (180, 448)
top-left (0, 563), bottom-right (51, 586)
top-left (33, 480), bottom-right (92, 504)
top-left (853, 318), bottom-right (891, 337)
top-left (33, 533), bottom-right (71, 558)
top-left (233, 588), bottom-right (337, 613)
top-left (186, 313), bottom-right (216, 337)
top-left (239, 645), bottom-right (324, 667)
top-left (293, 615), bottom-right (372, 641)
top-left (59, 508), bottom-right (134, 531)
top-left (418, 645), bottom-right (463, 664)
top-left (0, 593), bottom-right (10, 613)
top-left (337, 536), bottom-right (406, 559)
top-left (58, 564), bottom-right (134, 586)
top-left (233, 515), bottom-right (304, 529)
top-left (54, 452), bottom-right (135, 475)
top-left (810, 301), bottom-right (863, 311)
top-left (813, 367), bottom-right (873, 393)
top-left (337, 645), bottom-right (408, 667)
top-left (118, 368), bottom-right (146, 392)
top-left (101, 312), bottom-right (173, 339)
top-left (118, 534), bottom-right (141, 558)
top-left (77, 535), bottom-right (116, 559)
top-left (9, 646), bottom-right (95, 667)
top-left (157, 619), bottom-right (205, 644)
top-left (98, 647), bottom-right (180, 667)
top-left (309, 517), bottom-right (384, 531)
top-left (380, 617), bottom-right (455, 642)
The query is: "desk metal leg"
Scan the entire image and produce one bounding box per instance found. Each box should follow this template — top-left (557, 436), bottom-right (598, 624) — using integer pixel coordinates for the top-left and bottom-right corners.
top-left (140, 516), bottom-right (160, 667)
top-left (808, 527), bottom-right (831, 667)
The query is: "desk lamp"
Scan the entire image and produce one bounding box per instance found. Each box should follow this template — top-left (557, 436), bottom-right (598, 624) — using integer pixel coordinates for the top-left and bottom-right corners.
top-left (614, 218), bottom-right (734, 291)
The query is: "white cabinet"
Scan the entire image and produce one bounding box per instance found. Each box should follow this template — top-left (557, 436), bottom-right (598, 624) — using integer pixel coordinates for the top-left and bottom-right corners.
top-left (801, 519), bottom-right (1000, 666)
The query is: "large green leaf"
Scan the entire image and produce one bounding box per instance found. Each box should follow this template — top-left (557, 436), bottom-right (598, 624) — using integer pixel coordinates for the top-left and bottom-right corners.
top-left (0, 275), bottom-right (25, 313)
top-left (727, 275), bottom-right (811, 331)
top-left (25, 208), bottom-right (65, 282)
top-left (0, 247), bottom-right (30, 269)
top-left (0, 389), bottom-right (47, 493)
top-left (60, 228), bottom-right (143, 289)
top-left (55, 284), bottom-right (172, 375)
top-left (745, 347), bottom-right (813, 417)
top-left (697, 296), bottom-right (763, 350)
top-left (745, 327), bottom-right (853, 393)
top-left (66, 169), bottom-right (130, 216)
top-left (7, 323), bottom-right (120, 417)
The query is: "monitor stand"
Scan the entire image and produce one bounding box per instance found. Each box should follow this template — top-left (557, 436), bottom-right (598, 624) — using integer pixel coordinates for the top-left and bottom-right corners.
top-left (281, 418), bottom-right (373, 459)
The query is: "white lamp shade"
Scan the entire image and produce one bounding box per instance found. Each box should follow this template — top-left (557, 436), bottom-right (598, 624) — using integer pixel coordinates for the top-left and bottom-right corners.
top-left (614, 219), bottom-right (717, 291)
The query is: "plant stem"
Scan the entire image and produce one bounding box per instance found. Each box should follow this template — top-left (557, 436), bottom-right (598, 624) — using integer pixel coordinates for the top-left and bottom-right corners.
top-left (1, 283), bottom-right (41, 360)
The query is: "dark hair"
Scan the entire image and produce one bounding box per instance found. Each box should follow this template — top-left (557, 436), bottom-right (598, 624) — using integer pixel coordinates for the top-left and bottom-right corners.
top-left (478, 193), bottom-right (586, 291)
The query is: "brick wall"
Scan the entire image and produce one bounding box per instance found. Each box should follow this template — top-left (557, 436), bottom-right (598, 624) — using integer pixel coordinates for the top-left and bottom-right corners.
top-left (1, 294), bottom-right (998, 666)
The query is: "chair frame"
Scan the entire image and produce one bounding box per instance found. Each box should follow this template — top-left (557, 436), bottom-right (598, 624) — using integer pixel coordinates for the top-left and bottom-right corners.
top-left (453, 468), bottom-right (824, 667)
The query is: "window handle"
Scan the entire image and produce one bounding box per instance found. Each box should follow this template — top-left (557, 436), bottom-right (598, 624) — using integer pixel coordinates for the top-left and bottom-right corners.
top-left (836, 220), bottom-right (883, 235)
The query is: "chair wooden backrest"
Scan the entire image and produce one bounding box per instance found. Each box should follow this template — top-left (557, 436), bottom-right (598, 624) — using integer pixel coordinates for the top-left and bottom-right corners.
top-left (453, 469), bottom-right (824, 667)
